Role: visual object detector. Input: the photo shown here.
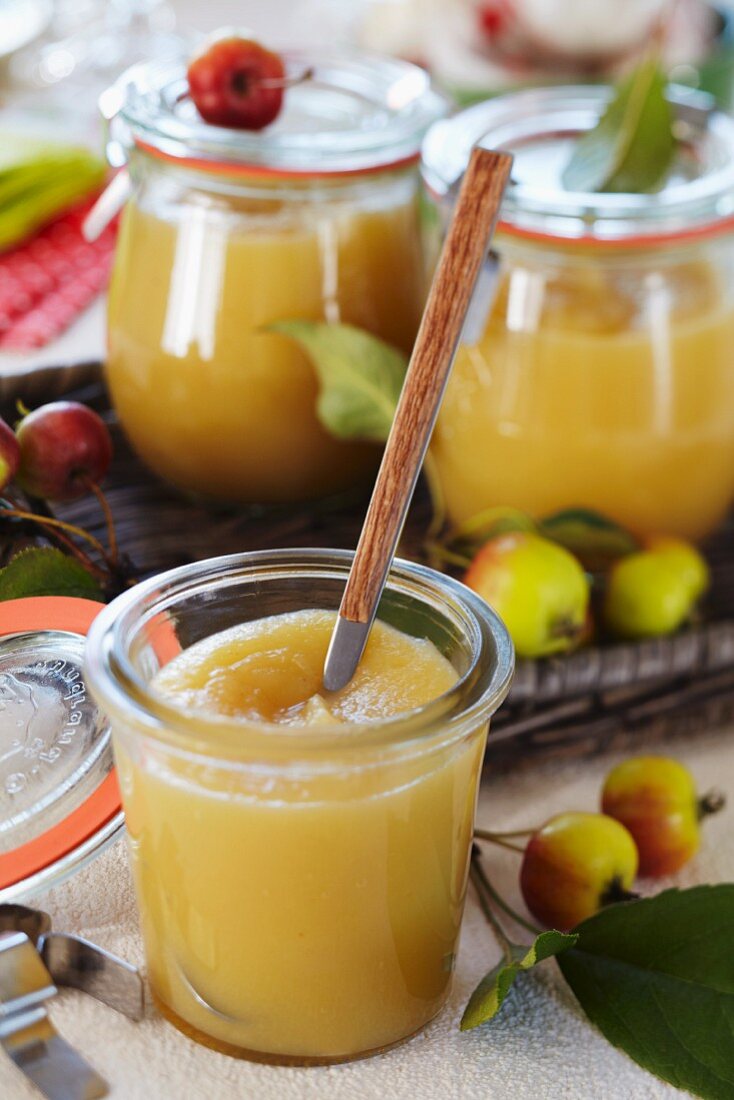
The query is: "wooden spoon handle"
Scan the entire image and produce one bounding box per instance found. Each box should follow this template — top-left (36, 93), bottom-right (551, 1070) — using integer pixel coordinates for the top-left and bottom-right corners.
top-left (339, 147), bottom-right (513, 624)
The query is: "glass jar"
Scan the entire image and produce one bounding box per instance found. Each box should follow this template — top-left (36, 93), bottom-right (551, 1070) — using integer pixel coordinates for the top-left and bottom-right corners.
top-left (423, 86), bottom-right (734, 540)
top-left (102, 52), bottom-right (446, 504)
top-left (84, 549), bottom-right (513, 1064)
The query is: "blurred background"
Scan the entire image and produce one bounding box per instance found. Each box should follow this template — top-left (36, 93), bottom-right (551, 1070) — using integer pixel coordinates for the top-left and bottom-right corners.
top-left (2, 0), bottom-right (734, 370)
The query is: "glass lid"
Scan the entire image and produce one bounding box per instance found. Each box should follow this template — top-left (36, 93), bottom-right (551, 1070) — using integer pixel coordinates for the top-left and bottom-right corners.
top-left (102, 48), bottom-right (448, 175)
top-left (0, 598), bottom-right (122, 903)
top-left (422, 84), bottom-right (734, 242)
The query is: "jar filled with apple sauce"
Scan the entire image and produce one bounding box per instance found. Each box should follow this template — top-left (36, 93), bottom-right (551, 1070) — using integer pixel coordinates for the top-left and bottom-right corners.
top-left (423, 86), bottom-right (734, 540)
top-left (102, 52), bottom-right (445, 504)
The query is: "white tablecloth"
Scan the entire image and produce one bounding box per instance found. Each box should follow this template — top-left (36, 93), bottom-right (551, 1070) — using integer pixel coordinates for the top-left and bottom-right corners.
top-left (2, 728), bottom-right (730, 1100)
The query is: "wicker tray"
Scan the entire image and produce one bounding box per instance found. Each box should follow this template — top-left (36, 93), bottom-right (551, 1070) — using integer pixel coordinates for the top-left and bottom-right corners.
top-left (4, 370), bottom-right (733, 768)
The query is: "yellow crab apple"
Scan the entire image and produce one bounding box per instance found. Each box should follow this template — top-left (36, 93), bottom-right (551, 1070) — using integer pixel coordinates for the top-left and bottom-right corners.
top-left (464, 532), bottom-right (589, 658)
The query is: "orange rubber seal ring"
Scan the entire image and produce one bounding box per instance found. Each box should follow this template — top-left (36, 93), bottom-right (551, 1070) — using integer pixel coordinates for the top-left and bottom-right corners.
top-left (0, 597), bottom-right (122, 891)
top-left (134, 138), bottom-right (421, 179)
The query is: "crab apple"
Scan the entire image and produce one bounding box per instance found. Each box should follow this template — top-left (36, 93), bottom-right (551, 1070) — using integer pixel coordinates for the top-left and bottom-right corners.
top-left (603, 537), bottom-right (709, 640)
top-left (602, 755), bottom-right (724, 877)
top-left (520, 811), bottom-right (638, 930)
top-left (0, 417), bottom-right (20, 492)
top-left (16, 401), bottom-right (112, 502)
top-left (464, 532), bottom-right (589, 659)
top-left (188, 36), bottom-right (286, 130)
top-left (645, 536), bottom-right (709, 604)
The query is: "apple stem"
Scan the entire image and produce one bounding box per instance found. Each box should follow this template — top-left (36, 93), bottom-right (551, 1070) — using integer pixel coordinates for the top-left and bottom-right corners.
top-left (549, 617), bottom-right (583, 641)
top-left (0, 506), bottom-right (113, 570)
top-left (0, 499), bottom-right (109, 582)
top-left (469, 849), bottom-right (515, 963)
top-left (600, 876), bottom-right (639, 907)
top-left (471, 843), bottom-right (543, 936)
top-left (424, 541), bottom-right (473, 571)
top-left (422, 451), bottom-right (448, 540)
top-left (477, 826), bottom-right (537, 838)
top-left (474, 828), bottom-right (526, 854)
top-left (698, 789), bottom-right (726, 820)
top-left (81, 478), bottom-right (118, 565)
top-left (260, 65), bottom-right (315, 89)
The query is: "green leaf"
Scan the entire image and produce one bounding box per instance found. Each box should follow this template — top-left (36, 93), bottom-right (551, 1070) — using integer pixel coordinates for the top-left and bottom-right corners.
top-left (558, 886), bottom-right (734, 1100)
top-left (268, 320), bottom-right (406, 442)
top-left (0, 548), bottom-right (103, 601)
top-left (562, 57), bottom-right (675, 193)
top-left (461, 930), bottom-right (577, 1030)
top-left (539, 508), bottom-right (639, 571)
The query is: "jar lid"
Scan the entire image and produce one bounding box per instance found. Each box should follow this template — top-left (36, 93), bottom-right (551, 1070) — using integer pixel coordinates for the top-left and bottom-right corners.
top-left (0, 597), bottom-right (122, 903)
top-left (102, 48), bottom-right (448, 177)
top-left (422, 84), bottom-right (734, 243)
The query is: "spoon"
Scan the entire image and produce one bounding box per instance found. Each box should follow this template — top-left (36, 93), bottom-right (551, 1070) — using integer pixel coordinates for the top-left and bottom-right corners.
top-left (323, 145), bottom-right (513, 693)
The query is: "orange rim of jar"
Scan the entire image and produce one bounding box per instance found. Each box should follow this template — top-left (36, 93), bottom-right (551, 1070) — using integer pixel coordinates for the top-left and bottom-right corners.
top-left (0, 596), bottom-right (121, 892)
top-left (134, 138), bottom-right (421, 179)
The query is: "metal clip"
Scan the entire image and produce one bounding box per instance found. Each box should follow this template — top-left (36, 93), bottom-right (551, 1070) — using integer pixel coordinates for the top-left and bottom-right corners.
top-left (0, 930), bottom-right (108, 1099)
top-left (0, 906), bottom-right (145, 1022)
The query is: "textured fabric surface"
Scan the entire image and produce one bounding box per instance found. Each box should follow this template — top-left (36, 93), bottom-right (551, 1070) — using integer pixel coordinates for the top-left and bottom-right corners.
top-left (2, 728), bottom-right (730, 1100)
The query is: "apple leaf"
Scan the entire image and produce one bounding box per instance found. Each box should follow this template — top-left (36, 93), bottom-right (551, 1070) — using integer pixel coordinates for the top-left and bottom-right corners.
top-left (562, 57), bottom-right (675, 194)
top-left (268, 320), bottom-right (406, 442)
top-left (539, 508), bottom-right (639, 571)
top-left (461, 930), bottom-right (577, 1030)
top-left (558, 886), bottom-right (734, 1100)
top-left (0, 547), bottom-right (103, 601)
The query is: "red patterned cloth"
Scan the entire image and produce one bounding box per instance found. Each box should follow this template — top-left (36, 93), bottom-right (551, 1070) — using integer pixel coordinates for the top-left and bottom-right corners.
top-left (0, 202), bottom-right (117, 351)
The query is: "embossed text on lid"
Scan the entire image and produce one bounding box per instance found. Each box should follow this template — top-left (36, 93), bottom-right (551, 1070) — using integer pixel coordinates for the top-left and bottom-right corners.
top-left (0, 631), bottom-right (111, 852)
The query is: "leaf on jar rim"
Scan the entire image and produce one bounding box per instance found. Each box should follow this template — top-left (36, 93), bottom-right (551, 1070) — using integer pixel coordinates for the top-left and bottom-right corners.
top-left (461, 929), bottom-right (577, 1031)
top-left (267, 320), bottom-right (406, 443)
top-left (558, 886), bottom-right (734, 1100)
top-left (0, 547), bottom-right (103, 602)
top-left (562, 56), bottom-right (675, 194)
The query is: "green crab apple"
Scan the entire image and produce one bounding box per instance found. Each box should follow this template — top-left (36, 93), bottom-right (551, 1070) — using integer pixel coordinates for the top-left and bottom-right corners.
top-left (603, 538), bottom-right (708, 639)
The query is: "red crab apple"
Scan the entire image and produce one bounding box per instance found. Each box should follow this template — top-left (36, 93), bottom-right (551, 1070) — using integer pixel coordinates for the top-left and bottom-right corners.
top-left (602, 755), bottom-right (724, 877)
top-left (16, 401), bottom-right (113, 502)
top-left (187, 36), bottom-right (286, 130)
top-left (0, 417), bottom-right (20, 492)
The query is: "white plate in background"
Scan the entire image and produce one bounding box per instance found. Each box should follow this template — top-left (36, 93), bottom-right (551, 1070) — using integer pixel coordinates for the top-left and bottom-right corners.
top-left (0, 0), bottom-right (53, 62)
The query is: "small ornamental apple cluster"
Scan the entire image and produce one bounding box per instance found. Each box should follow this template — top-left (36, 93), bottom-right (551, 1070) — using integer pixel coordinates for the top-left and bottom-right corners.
top-left (0, 401), bottom-right (126, 593)
top-left (463, 530), bottom-right (709, 660)
top-left (475, 755), bottom-right (725, 932)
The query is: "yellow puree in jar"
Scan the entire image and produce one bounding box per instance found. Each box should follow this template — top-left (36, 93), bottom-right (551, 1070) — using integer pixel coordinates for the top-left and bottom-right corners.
top-left (432, 258), bottom-right (734, 539)
top-left (107, 187), bottom-right (424, 504)
top-left (117, 610), bottom-right (486, 1061)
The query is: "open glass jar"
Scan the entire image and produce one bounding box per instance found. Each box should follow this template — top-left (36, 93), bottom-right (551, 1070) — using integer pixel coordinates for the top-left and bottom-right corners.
top-left (84, 549), bottom-right (513, 1064)
top-left (423, 86), bottom-right (734, 540)
top-left (103, 52), bottom-right (445, 504)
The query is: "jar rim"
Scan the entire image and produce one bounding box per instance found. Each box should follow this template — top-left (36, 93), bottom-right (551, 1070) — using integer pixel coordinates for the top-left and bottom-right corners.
top-left (422, 84), bottom-right (734, 243)
top-left (102, 49), bottom-right (447, 178)
top-left (84, 550), bottom-right (514, 765)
